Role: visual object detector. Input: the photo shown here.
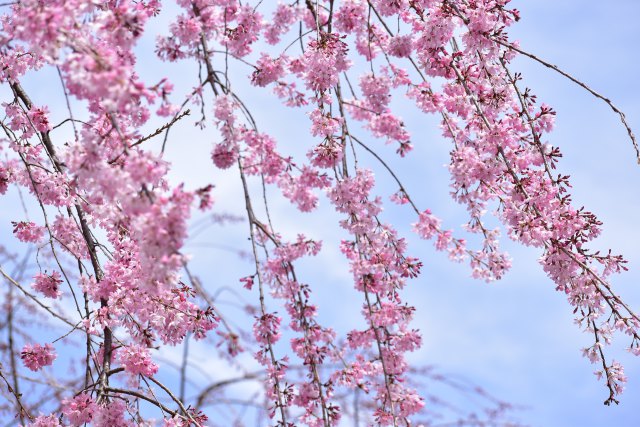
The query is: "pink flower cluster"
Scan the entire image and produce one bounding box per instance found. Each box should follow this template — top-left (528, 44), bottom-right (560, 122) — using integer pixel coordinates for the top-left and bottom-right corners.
top-left (62, 393), bottom-right (97, 426)
top-left (92, 400), bottom-right (133, 427)
top-left (329, 170), bottom-right (424, 422)
top-left (12, 221), bottom-right (45, 243)
top-left (21, 343), bottom-right (56, 372)
top-left (31, 271), bottom-right (63, 299)
top-left (118, 344), bottom-right (159, 377)
top-left (261, 235), bottom-right (340, 425)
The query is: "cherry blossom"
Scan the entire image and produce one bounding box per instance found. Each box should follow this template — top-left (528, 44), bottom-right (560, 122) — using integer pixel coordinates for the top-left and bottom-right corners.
top-left (21, 343), bottom-right (56, 372)
top-left (0, 0), bottom-right (637, 425)
top-left (118, 344), bottom-right (159, 377)
top-left (62, 393), bottom-right (97, 426)
top-left (31, 271), bottom-right (63, 299)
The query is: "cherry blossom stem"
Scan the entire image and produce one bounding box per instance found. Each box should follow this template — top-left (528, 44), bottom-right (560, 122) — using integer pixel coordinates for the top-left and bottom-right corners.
top-left (238, 161), bottom-right (289, 426)
top-left (6, 286), bottom-right (25, 424)
top-left (590, 315), bottom-right (619, 405)
top-left (0, 365), bottom-right (31, 422)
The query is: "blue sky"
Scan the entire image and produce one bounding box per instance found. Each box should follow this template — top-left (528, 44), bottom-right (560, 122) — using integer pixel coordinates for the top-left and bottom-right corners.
top-left (3, 1), bottom-right (640, 426)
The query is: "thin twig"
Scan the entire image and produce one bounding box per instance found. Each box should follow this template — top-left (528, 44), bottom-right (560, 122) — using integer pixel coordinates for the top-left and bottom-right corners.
top-left (494, 38), bottom-right (639, 164)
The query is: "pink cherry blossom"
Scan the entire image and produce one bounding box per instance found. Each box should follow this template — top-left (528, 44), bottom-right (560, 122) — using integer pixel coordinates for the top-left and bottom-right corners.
top-left (62, 393), bottom-right (97, 426)
top-left (21, 343), bottom-right (56, 372)
top-left (118, 344), bottom-right (159, 377)
top-left (12, 221), bottom-right (45, 243)
top-left (32, 271), bottom-right (63, 299)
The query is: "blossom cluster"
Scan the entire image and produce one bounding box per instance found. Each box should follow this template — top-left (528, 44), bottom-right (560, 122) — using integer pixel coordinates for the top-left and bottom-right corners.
top-left (21, 343), bottom-right (56, 372)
